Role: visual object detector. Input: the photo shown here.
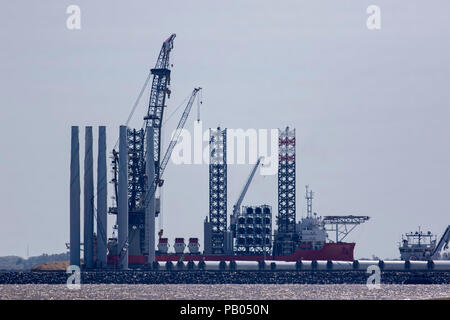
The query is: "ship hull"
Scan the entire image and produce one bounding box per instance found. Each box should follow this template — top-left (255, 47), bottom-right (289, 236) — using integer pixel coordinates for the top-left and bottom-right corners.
top-left (107, 242), bottom-right (355, 265)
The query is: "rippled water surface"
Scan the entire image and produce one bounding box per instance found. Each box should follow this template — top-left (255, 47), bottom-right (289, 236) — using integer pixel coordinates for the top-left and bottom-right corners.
top-left (1, 284), bottom-right (449, 300)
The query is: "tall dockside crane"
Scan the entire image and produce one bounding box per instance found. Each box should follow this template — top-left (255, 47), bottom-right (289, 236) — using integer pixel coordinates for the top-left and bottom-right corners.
top-left (111, 34), bottom-right (176, 214)
top-left (109, 34), bottom-right (202, 262)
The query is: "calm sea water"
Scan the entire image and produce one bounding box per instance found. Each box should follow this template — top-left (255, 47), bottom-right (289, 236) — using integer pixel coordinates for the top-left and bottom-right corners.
top-left (0, 284), bottom-right (449, 300)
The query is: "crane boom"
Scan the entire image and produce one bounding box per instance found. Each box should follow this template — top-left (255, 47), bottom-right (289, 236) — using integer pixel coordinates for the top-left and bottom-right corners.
top-left (144, 87), bottom-right (202, 206)
top-left (432, 225), bottom-right (450, 259)
top-left (144, 34), bottom-right (176, 179)
top-left (158, 87), bottom-right (202, 184)
top-left (232, 157), bottom-right (264, 217)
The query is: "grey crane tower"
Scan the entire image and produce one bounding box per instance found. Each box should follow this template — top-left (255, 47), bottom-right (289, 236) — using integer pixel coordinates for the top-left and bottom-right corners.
top-left (84, 127), bottom-right (94, 269)
top-left (96, 126), bottom-right (108, 268)
top-left (70, 126), bottom-right (81, 267)
top-left (118, 126), bottom-right (129, 269)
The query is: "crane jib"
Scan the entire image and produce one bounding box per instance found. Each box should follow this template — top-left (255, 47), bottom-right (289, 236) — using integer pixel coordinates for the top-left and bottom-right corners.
top-left (143, 88), bottom-right (201, 207)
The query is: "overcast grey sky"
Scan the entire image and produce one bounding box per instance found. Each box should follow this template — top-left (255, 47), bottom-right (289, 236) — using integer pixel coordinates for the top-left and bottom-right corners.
top-left (0, 1), bottom-right (449, 259)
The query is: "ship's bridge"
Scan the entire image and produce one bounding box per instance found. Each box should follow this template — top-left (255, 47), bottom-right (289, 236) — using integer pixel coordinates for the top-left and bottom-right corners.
top-left (296, 215), bottom-right (327, 249)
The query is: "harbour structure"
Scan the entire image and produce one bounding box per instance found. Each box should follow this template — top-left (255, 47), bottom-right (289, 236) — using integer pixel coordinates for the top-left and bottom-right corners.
top-left (81, 35), bottom-right (370, 266)
top-left (67, 34), bottom-right (416, 269)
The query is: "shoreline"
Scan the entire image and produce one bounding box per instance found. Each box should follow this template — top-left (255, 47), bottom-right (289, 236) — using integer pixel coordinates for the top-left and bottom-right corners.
top-left (1, 283), bottom-right (450, 300)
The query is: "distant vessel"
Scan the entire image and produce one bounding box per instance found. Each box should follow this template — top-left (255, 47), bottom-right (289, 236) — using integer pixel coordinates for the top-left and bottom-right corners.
top-left (399, 226), bottom-right (450, 261)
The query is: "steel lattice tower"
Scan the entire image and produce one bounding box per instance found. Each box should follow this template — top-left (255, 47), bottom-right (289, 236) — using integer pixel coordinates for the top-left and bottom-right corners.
top-left (209, 127), bottom-right (227, 254)
top-left (127, 128), bottom-right (145, 211)
top-left (277, 127), bottom-right (296, 233)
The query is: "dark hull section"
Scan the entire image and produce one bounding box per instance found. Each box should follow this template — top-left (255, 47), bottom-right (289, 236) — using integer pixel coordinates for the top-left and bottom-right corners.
top-left (107, 243), bottom-right (355, 266)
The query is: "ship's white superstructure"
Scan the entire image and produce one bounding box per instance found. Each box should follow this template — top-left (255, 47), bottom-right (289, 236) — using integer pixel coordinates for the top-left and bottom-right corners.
top-left (296, 214), bottom-right (327, 250)
top-left (399, 226), bottom-right (450, 261)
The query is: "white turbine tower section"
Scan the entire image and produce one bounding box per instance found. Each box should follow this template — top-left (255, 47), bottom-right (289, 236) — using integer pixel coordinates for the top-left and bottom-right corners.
top-left (145, 127), bottom-right (156, 265)
top-left (70, 126), bottom-right (80, 267)
top-left (96, 126), bottom-right (107, 268)
top-left (118, 126), bottom-right (129, 269)
top-left (84, 126), bottom-right (94, 269)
